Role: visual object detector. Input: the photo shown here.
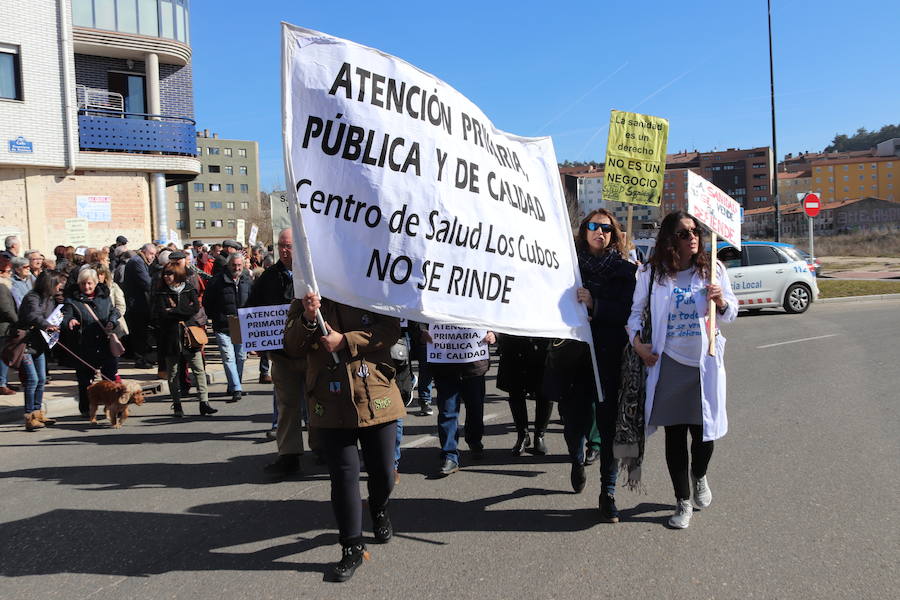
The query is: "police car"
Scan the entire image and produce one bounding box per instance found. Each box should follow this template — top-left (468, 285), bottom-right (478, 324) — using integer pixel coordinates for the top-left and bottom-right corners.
top-left (717, 241), bottom-right (819, 314)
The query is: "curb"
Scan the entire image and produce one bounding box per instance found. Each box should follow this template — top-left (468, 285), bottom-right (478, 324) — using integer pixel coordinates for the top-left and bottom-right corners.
top-left (820, 293), bottom-right (900, 303)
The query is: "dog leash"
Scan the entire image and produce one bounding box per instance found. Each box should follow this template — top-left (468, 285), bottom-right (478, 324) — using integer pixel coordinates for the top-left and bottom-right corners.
top-left (52, 339), bottom-right (117, 383)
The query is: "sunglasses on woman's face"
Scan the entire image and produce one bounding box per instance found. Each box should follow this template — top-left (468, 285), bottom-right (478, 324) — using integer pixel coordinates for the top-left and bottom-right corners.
top-left (675, 227), bottom-right (701, 240)
top-left (586, 222), bottom-right (614, 233)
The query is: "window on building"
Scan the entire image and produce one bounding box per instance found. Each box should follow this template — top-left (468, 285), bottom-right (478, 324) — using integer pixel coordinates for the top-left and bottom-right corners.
top-left (175, 220), bottom-right (185, 229)
top-left (225, 184), bottom-right (234, 193)
top-left (238, 148), bottom-right (247, 157)
top-left (208, 165), bottom-right (221, 173)
top-left (240, 184), bottom-right (249, 193)
top-left (843, 175), bottom-right (849, 182)
top-left (858, 164), bottom-right (864, 169)
top-left (193, 201), bottom-right (204, 211)
top-left (872, 174), bottom-right (877, 180)
top-left (859, 175), bottom-right (864, 181)
top-left (752, 185), bottom-right (768, 191)
top-left (843, 165), bottom-right (848, 171)
top-left (843, 187), bottom-right (849, 192)
top-left (223, 148), bottom-right (232, 156)
top-left (0, 45), bottom-right (23, 100)
top-left (828, 177), bottom-right (833, 183)
top-left (175, 201), bottom-right (185, 210)
top-left (193, 183), bottom-right (204, 192)
top-left (211, 219), bottom-right (223, 228)
top-left (240, 201), bottom-right (249, 210)
top-left (208, 147), bottom-right (220, 155)
top-left (239, 166), bottom-right (248, 175)
top-left (227, 218), bottom-right (236, 228)
top-left (226, 201), bottom-right (235, 210)
top-left (754, 174), bottom-right (766, 179)
top-left (888, 184), bottom-right (894, 190)
top-left (224, 166), bottom-right (233, 175)
top-left (209, 183), bottom-right (221, 192)
top-left (210, 201), bottom-right (222, 209)
top-left (871, 185), bottom-right (877, 191)
top-left (815, 177), bottom-right (821, 183)
top-left (815, 167), bottom-right (821, 172)
top-left (195, 219), bottom-right (206, 229)
top-left (859, 186), bottom-right (865, 191)
top-left (888, 173), bottom-right (893, 178)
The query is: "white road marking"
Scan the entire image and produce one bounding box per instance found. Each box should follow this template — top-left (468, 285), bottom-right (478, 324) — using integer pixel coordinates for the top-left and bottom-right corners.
top-left (399, 412), bottom-right (500, 449)
top-left (756, 333), bottom-right (839, 349)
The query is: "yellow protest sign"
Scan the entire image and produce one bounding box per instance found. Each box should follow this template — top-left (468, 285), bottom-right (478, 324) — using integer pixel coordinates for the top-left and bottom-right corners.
top-left (602, 110), bottom-right (669, 206)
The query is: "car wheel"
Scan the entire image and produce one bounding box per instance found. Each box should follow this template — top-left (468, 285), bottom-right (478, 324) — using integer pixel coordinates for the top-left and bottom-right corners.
top-left (783, 283), bottom-right (811, 314)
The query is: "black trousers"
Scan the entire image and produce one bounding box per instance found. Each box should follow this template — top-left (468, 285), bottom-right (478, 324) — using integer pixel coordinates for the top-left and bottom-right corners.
top-left (320, 421), bottom-right (397, 546)
top-left (664, 424), bottom-right (714, 501)
top-left (507, 391), bottom-right (552, 434)
top-left (125, 310), bottom-right (150, 360)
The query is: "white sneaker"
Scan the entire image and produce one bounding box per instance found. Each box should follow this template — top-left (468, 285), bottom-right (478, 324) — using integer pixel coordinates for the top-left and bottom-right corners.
top-left (692, 475), bottom-right (712, 508)
top-left (668, 499), bottom-right (693, 529)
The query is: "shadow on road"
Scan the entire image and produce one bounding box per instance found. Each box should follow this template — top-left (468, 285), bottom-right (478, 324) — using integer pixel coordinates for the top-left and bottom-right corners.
top-left (0, 488), bottom-right (600, 578)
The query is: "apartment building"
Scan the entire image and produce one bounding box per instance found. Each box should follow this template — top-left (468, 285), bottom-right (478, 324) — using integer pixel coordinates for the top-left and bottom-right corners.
top-left (0, 0), bottom-right (198, 254)
top-left (170, 131), bottom-right (260, 244)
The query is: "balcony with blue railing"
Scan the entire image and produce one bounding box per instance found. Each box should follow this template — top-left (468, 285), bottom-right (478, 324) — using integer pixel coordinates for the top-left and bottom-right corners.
top-left (77, 87), bottom-right (196, 155)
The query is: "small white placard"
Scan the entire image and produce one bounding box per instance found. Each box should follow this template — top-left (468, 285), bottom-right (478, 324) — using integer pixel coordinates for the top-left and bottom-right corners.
top-left (237, 304), bottom-right (291, 351)
top-left (427, 325), bottom-right (488, 364)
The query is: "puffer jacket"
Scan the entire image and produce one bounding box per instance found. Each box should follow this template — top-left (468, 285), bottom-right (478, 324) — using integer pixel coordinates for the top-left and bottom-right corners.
top-left (203, 270), bottom-right (251, 333)
top-left (283, 298), bottom-right (405, 429)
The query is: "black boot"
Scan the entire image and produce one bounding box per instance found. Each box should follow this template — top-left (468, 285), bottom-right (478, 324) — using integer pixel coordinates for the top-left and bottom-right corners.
top-left (511, 430), bottom-right (530, 455)
top-left (532, 431), bottom-right (547, 455)
top-left (329, 542), bottom-right (368, 582)
top-left (599, 491), bottom-right (620, 523)
top-left (371, 507), bottom-right (393, 544)
top-left (172, 401), bottom-right (184, 418)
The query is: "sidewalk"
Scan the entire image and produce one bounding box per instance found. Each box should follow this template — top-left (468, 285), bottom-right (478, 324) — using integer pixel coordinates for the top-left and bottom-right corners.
top-left (0, 354), bottom-right (261, 425)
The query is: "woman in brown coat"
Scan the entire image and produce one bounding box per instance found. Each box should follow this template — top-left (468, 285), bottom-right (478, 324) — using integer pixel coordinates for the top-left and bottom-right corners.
top-left (284, 292), bottom-right (405, 582)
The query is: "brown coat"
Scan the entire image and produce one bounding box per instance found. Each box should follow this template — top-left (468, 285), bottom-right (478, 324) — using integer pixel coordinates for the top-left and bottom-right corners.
top-left (283, 298), bottom-right (405, 429)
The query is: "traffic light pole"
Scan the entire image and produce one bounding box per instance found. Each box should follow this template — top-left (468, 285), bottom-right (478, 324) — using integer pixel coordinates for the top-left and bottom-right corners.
top-left (768, 0), bottom-right (781, 242)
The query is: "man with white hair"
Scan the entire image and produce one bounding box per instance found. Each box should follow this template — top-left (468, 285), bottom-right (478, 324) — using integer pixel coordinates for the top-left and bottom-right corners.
top-left (1, 236), bottom-right (21, 260)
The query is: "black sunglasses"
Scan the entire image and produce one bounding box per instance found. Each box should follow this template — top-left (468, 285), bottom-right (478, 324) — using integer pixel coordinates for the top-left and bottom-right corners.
top-left (586, 222), bottom-right (614, 233)
top-left (675, 227), bottom-right (702, 240)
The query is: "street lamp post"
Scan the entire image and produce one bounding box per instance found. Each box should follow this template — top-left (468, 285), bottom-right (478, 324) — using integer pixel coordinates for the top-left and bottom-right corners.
top-left (768, 0), bottom-right (781, 242)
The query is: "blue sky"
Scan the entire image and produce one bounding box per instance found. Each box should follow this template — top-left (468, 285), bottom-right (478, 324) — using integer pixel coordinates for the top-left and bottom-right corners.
top-left (191, 0), bottom-right (899, 191)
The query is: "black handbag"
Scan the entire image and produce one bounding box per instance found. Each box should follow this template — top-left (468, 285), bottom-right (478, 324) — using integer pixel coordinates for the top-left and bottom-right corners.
top-left (545, 338), bottom-right (590, 373)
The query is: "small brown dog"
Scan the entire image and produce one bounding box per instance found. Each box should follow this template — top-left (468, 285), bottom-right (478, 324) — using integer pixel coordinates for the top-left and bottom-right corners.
top-left (87, 380), bottom-right (145, 428)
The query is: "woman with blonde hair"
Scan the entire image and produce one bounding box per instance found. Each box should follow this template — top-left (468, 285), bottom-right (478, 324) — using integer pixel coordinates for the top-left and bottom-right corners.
top-left (93, 262), bottom-right (128, 339)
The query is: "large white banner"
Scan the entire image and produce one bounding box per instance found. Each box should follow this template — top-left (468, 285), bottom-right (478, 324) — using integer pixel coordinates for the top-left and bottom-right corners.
top-left (282, 24), bottom-right (590, 341)
top-left (687, 170), bottom-right (742, 249)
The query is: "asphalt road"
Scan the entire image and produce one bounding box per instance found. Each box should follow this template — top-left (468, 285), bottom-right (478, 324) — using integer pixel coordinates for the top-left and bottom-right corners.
top-left (1, 299), bottom-right (897, 599)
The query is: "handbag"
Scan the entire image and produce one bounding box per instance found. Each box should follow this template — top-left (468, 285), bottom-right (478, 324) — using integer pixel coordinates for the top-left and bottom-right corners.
top-left (614, 266), bottom-right (655, 491)
top-left (545, 338), bottom-right (589, 373)
top-left (81, 303), bottom-right (125, 358)
top-left (1, 329), bottom-right (28, 369)
top-left (184, 324), bottom-right (208, 349)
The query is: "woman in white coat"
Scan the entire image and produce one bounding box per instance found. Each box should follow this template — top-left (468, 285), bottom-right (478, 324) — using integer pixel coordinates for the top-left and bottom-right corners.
top-left (627, 211), bottom-right (738, 529)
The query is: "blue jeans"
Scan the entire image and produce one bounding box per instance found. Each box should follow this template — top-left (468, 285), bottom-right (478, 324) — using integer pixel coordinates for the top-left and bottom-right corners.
top-left (416, 360), bottom-right (434, 405)
top-left (214, 331), bottom-right (246, 392)
top-left (434, 374), bottom-right (485, 463)
top-left (394, 418), bottom-right (403, 470)
top-left (20, 352), bottom-right (46, 414)
top-left (0, 336), bottom-right (8, 387)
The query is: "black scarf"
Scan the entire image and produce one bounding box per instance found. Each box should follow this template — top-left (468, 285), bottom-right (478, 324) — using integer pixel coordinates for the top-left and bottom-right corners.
top-left (578, 248), bottom-right (623, 288)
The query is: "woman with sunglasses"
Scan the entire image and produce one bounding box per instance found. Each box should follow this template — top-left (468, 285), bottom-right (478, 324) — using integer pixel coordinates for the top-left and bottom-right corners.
top-left (628, 211), bottom-right (737, 529)
top-left (546, 209), bottom-right (636, 522)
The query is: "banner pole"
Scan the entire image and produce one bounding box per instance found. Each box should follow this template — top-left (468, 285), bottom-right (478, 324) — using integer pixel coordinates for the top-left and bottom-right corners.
top-left (626, 204), bottom-right (634, 249)
top-left (707, 233), bottom-right (718, 356)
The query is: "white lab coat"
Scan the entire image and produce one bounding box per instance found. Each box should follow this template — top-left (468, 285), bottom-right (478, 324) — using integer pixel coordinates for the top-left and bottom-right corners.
top-left (627, 262), bottom-right (738, 442)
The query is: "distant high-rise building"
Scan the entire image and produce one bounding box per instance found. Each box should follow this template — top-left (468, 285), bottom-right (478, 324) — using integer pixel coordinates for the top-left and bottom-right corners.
top-left (173, 131), bottom-right (261, 245)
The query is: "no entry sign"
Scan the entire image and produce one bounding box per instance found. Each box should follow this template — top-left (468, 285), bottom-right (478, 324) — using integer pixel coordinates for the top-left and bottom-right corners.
top-left (803, 193), bottom-right (821, 217)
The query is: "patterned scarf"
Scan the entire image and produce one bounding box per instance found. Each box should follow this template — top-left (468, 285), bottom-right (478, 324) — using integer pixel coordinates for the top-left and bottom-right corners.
top-left (578, 248), bottom-right (623, 288)
top-left (613, 266), bottom-right (654, 493)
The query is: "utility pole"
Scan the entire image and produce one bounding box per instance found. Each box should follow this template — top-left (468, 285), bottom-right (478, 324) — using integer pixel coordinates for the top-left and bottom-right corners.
top-left (768, 0), bottom-right (781, 241)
